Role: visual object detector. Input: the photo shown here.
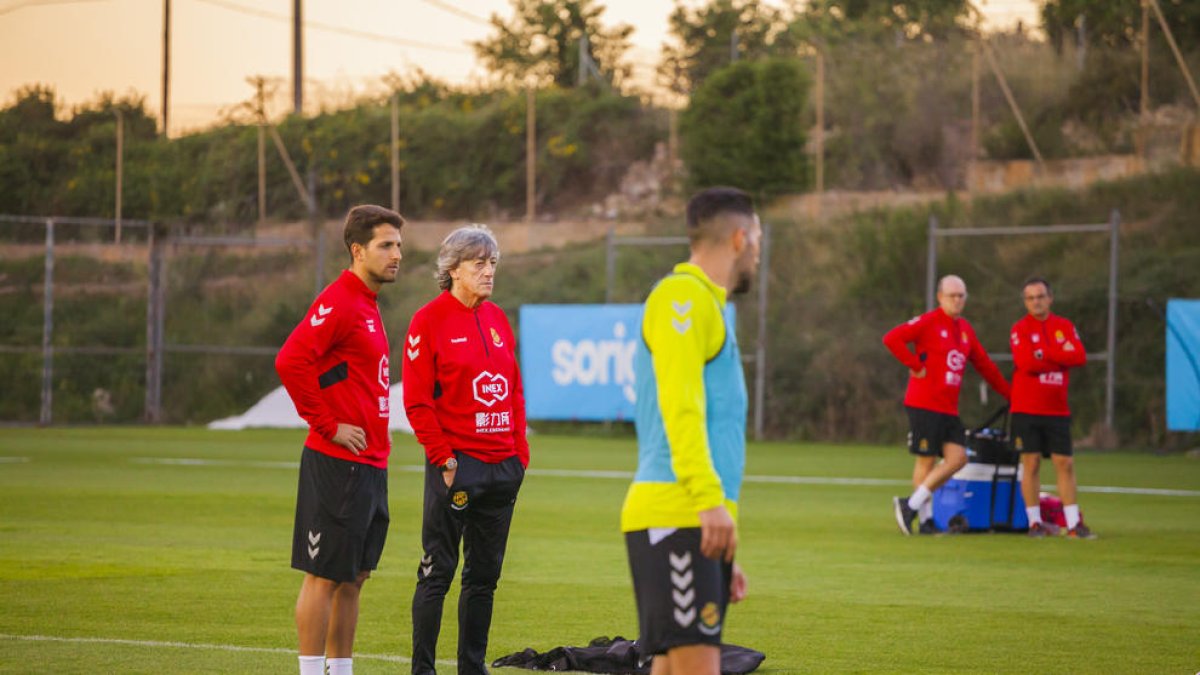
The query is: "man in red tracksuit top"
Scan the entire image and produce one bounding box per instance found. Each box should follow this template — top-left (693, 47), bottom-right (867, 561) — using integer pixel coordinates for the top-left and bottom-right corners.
top-left (403, 224), bottom-right (528, 675)
top-left (1010, 276), bottom-right (1094, 538)
top-left (276, 205), bottom-right (404, 675)
top-left (884, 274), bottom-right (1011, 535)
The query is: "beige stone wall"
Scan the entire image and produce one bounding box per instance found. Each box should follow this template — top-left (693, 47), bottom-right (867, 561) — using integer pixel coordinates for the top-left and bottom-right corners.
top-left (967, 155), bottom-right (1146, 194)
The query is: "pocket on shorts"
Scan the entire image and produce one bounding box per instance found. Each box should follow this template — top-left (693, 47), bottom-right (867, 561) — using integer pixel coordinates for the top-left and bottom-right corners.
top-left (336, 464), bottom-right (361, 521)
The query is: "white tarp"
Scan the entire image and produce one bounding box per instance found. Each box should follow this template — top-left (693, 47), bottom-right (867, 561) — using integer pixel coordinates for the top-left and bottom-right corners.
top-left (208, 384), bottom-right (413, 433)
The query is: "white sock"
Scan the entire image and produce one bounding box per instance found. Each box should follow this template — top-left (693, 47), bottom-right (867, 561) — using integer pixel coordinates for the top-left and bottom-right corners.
top-left (1026, 505), bottom-right (1042, 524)
top-left (908, 485), bottom-right (932, 510)
top-left (918, 500), bottom-right (932, 523)
top-left (327, 657), bottom-right (353, 675)
top-left (1064, 504), bottom-right (1081, 529)
top-left (298, 655), bottom-right (324, 675)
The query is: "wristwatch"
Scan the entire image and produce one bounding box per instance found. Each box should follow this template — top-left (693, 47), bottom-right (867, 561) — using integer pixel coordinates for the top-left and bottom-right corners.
top-left (440, 457), bottom-right (458, 472)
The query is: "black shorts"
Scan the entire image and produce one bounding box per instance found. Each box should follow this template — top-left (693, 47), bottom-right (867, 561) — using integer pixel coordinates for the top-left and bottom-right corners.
top-left (625, 527), bottom-right (731, 656)
top-left (1011, 413), bottom-right (1073, 457)
top-left (292, 447), bottom-right (389, 582)
top-left (905, 406), bottom-right (966, 457)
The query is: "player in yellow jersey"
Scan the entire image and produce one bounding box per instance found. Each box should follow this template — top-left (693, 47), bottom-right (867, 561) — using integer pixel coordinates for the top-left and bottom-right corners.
top-left (622, 187), bottom-right (762, 675)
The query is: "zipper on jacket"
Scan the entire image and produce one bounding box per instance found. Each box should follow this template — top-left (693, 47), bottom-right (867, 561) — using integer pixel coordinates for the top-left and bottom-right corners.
top-left (474, 311), bottom-right (490, 358)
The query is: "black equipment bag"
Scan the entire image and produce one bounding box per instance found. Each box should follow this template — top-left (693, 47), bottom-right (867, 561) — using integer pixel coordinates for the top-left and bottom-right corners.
top-left (964, 406), bottom-right (1021, 531)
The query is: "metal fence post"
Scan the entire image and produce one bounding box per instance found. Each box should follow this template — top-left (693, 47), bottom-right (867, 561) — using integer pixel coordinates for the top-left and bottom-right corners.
top-left (753, 222), bottom-right (771, 441)
top-left (925, 214), bottom-right (938, 311)
top-left (40, 218), bottom-right (55, 425)
top-left (605, 225), bottom-right (615, 304)
top-left (144, 224), bottom-right (165, 423)
top-left (1105, 209), bottom-right (1120, 433)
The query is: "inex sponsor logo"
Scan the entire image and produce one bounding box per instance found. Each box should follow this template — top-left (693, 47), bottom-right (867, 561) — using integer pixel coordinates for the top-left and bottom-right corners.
top-left (472, 371), bottom-right (509, 407)
top-left (946, 349), bottom-right (966, 372)
top-left (551, 321), bottom-right (637, 404)
top-left (378, 355), bottom-right (390, 391)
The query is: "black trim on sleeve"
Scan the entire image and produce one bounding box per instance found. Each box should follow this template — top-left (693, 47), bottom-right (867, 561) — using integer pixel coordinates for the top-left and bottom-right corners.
top-left (318, 361), bottom-right (349, 389)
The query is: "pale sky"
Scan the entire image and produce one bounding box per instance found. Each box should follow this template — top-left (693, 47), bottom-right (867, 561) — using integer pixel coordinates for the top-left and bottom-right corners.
top-left (0, 0), bottom-right (1040, 136)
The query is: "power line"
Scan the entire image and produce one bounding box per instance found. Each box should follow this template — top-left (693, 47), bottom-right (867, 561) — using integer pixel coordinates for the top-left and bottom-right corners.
top-left (419, 0), bottom-right (489, 27)
top-left (0, 0), bottom-right (107, 17)
top-left (191, 0), bottom-right (470, 54)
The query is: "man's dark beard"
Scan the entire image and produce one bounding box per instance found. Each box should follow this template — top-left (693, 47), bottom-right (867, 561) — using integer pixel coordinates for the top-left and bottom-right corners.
top-left (370, 270), bottom-right (397, 285)
top-left (732, 270), bottom-right (753, 295)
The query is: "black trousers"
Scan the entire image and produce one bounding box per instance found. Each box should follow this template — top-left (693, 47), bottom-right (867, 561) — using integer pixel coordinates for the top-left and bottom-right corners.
top-left (411, 451), bottom-right (524, 675)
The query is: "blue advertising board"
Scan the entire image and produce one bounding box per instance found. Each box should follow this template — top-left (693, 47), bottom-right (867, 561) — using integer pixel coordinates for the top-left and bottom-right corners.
top-left (1166, 299), bottom-right (1200, 431)
top-left (519, 304), bottom-right (642, 421)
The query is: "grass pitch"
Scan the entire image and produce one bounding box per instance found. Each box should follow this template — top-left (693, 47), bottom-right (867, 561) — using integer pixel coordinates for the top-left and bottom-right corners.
top-left (0, 427), bottom-right (1197, 673)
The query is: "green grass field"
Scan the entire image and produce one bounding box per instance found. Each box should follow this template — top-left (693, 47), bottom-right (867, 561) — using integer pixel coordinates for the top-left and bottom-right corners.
top-left (0, 427), bottom-right (1197, 673)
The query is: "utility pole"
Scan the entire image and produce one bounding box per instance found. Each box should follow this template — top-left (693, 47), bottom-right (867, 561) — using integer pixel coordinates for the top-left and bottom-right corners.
top-left (1075, 14), bottom-right (1086, 71)
top-left (969, 42), bottom-right (979, 182)
top-left (1139, 0), bottom-right (1149, 158)
top-left (980, 38), bottom-right (1044, 170)
top-left (668, 107), bottom-right (678, 176)
top-left (161, 0), bottom-right (170, 137)
top-left (1148, 0), bottom-right (1200, 109)
top-left (247, 76), bottom-right (270, 225)
top-left (526, 85), bottom-right (536, 223)
top-left (578, 34), bottom-right (588, 87)
top-left (292, 0), bottom-right (303, 115)
top-left (115, 109), bottom-right (124, 243)
top-left (814, 47), bottom-right (824, 212)
top-left (391, 93), bottom-right (400, 212)
top-left (730, 29), bottom-right (738, 63)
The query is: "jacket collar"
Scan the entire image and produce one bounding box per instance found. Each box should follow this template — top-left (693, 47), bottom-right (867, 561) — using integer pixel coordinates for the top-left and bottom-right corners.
top-left (339, 269), bottom-right (377, 301)
top-left (672, 262), bottom-right (728, 307)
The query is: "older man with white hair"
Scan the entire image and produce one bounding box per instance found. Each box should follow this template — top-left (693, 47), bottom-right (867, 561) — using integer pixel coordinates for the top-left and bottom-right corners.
top-left (882, 275), bottom-right (1011, 535)
top-left (403, 224), bottom-right (529, 674)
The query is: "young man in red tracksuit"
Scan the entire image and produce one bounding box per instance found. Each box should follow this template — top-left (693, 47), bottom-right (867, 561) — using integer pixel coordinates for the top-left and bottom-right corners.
top-left (884, 274), bottom-right (1011, 535)
top-left (1010, 277), bottom-right (1094, 538)
top-left (403, 224), bottom-right (528, 675)
top-left (275, 205), bottom-right (405, 675)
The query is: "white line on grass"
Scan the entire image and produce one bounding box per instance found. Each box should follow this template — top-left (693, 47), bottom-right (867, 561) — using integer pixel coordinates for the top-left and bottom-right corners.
top-left (0, 457), bottom-right (30, 463)
top-left (0, 633), bottom-right (456, 665)
top-left (130, 457), bottom-right (1200, 497)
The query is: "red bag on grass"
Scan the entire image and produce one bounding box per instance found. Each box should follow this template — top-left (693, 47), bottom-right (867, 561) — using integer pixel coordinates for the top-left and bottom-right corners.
top-left (1039, 493), bottom-right (1068, 527)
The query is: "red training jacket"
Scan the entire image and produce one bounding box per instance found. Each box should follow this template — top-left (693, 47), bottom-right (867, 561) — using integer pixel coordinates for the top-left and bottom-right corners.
top-left (275, 270), bottom-right (392, 468)
top-left (883, 307), bottom-right (1011, 415)
top-left (1009, 313), bottom-right (1086, 416)
top-left (402, 291), bottom-right (529, 468)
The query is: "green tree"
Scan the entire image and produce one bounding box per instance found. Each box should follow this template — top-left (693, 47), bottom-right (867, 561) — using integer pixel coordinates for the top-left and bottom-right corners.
top-left (679, 58), bottom-right (809, 196)
top-left (1041, 0), bottom-right (1200, 50)
top-left (0, 85), bottom-right (68, 215)
top-left (659, 0), bottom-right (798, 94)
top-left (473, 0), bottom-right (633, 88)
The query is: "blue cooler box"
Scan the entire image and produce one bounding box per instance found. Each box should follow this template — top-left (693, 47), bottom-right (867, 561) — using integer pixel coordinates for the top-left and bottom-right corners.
top-left (932, 462), bottom-right (1029, 532)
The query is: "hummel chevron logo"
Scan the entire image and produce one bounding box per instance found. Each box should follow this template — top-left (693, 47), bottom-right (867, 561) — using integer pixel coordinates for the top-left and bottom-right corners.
top-left (307, 530), bottom-right (321, 559)
top-left (308, 531), bottom-right (321, 546)
top-left (672, 588), bottom-right (694, 607)
top-left (671, 300), bottom-right (693, 334)
top-left (420, 554), bottom-right (433, 578)
top-left (669, 551), bottom-right (692, 571)
top-left (673, 607), bottom-right (696, 627)
top-left (670, 570), bottom-right (693, 589)
top-left (309, 304), bottom-right (333, 327)
top-left (408, 334), bottom-right (420, 347)
top-left (407, 348), bottom-right (420, 360)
